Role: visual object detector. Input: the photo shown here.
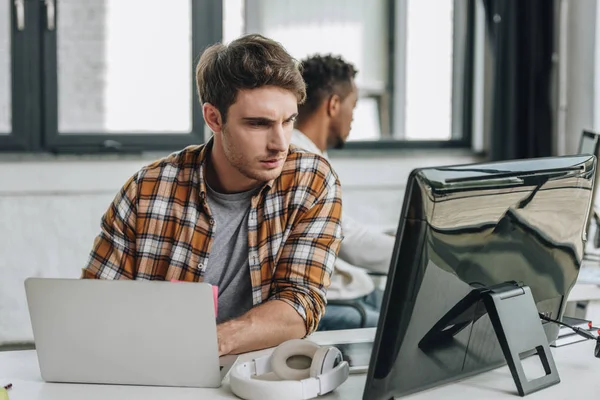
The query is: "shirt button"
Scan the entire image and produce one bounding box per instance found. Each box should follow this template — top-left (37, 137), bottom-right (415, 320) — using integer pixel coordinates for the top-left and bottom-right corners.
top-left (198, 262), bottom-right (205, 270)
top-left (209, 218), bottom-right (215, 225)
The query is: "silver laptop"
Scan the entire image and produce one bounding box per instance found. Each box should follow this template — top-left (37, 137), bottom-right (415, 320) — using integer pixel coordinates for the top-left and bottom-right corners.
top-left (24, 278), bottom-right (237, 387)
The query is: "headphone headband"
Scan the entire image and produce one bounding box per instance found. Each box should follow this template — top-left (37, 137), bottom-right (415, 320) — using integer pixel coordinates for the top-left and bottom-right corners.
top-left (229, 344), bottom-right (349, 400)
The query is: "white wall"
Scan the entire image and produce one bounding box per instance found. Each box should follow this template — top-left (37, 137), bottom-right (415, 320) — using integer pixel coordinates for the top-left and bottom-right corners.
top-left (567, 0), bottom-right (597, 154)
top-left (0, 151), bottom-right (477, 345)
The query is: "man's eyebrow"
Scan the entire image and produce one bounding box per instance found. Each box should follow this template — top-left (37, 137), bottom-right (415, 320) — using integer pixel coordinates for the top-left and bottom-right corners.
top-left (241, 113), bottom-right (298, 123)
top-left (242, 117), bottom-right (275, 123)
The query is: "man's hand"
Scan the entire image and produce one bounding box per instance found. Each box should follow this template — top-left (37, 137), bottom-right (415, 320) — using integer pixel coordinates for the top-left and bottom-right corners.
top-left (217, 300), bottom-right (306, 356)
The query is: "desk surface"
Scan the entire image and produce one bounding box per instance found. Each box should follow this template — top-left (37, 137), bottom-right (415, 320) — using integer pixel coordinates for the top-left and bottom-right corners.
top-left (2, 328), bottom-right (600, 399)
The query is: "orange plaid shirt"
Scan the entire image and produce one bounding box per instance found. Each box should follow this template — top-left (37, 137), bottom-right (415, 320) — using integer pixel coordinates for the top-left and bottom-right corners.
top-left (81, 142), bottom-right (343, 334)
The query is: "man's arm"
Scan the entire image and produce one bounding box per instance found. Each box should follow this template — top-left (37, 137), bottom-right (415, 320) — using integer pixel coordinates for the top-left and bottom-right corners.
top-left (217, 300), bottom-right (305, 355)
top-left (337, 212), bottom-right (395, 275)
top-left (81, 174), bottom-right (138, 279)
top-left (217, 164), bottom-right (343, 355)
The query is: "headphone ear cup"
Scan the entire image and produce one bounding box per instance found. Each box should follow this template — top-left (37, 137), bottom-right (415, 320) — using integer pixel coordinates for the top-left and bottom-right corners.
top-left (309, 346), bottom-right (343, 378)
top-left (270, 339), bottom-right (320, 381)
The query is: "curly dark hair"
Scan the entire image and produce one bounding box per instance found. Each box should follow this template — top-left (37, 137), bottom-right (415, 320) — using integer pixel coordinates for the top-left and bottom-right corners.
top-left (298, 54), bottom-right (358, 118)
top-left (196, 34), bottom-right (306, 123)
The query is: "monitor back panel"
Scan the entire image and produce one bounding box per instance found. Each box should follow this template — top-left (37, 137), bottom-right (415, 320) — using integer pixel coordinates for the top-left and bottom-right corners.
top-left (364, 155), bottom-right (596, 399)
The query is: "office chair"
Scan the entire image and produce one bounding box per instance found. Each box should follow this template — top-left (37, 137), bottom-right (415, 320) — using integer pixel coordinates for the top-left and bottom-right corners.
top-left (326, 299), bottom-right (369, 328)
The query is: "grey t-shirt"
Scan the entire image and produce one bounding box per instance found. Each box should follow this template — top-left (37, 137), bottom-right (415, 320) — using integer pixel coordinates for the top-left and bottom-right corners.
top-left (202, 183), bottom-right (255, 323)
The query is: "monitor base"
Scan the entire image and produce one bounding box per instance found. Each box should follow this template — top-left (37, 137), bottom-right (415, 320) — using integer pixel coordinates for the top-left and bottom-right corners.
top-left (419, 281), bottom-right (560, 396)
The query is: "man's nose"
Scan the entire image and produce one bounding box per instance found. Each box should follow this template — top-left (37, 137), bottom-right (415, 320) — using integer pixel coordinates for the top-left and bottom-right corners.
top-left (268, 124), bottom-right (289, 152)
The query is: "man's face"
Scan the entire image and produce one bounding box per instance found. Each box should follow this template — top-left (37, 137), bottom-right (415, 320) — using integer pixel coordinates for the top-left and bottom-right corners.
top-left (330, 80), bottom-right (358, 149)
top-left (220, 86), bottom-right (298, 183)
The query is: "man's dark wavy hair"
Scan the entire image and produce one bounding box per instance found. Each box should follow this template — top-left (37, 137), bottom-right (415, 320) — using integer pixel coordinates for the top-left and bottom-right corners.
top-left (298, 54), bottom-right (357, 117)
top-left (196, 34), bottom-right (306, 123)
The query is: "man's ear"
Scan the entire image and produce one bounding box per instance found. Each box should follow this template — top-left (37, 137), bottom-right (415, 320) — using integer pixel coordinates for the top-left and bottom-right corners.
top-left (326, 94), bottom-right (341, 118)
top-left (203, 103), bottom-right (224, 134)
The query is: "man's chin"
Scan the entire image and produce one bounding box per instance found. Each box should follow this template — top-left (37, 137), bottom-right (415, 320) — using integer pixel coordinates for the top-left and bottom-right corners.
top-left (242, 167), bottom-right (283, 183)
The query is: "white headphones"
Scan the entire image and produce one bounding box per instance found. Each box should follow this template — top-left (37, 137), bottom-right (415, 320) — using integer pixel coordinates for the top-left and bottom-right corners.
top-left (229, 339), bottom-right (349, 400)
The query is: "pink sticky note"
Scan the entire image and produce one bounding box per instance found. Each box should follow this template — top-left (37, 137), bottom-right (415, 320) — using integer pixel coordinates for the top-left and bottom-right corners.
top-left (212, 285), bottom-right (218, 318)
top-left (170, 280), bottom-right (218, 318)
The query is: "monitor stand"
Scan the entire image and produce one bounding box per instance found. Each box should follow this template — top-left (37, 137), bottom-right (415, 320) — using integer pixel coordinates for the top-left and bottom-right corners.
top-left (418, 281), bottom-right (560, 396)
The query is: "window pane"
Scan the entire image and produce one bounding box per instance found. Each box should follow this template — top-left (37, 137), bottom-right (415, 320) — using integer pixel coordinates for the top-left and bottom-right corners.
top-left (405, 0), bottom-right (454, 140)
top-left (0, 0), bottom-right (10, 134)
top-left (345, 97), bottom-right (381, 141)
top-left (245, 0), bottom-right (388, 141)
top-left (57, 0), bottom-right (192, 134)
top-left (223, 0), bottom-right (244, 44)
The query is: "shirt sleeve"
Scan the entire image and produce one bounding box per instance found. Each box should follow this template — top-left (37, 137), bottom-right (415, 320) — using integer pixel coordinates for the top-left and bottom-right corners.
top-left (81, 174), bottom-right (138, 280)
top-left (338, 212), bottom-right (396, 274)
top-left (269, 166), bottom-right (343, 335)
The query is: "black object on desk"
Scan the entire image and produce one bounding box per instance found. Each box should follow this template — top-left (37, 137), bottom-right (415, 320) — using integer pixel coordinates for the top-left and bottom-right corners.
top-left (363, 155), bottom-right (596, 400)
top-left (419, 281), bottom-right (560, 396)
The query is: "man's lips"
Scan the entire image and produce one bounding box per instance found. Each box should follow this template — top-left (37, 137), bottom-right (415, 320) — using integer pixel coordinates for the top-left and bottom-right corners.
top-left (260, 158), bottom-right (284, 168)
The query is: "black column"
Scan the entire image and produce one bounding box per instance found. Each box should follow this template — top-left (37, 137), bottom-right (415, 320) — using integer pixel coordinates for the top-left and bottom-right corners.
top-left (483, 0), bottom-right (554, 161)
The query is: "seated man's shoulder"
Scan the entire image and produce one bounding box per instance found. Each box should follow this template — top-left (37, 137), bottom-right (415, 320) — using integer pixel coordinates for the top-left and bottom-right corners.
top-left (136, 145), bottom-right (204, 183)
top-left (282, 145), bottom-right (339, 186)
top-left (273, 146), bottom-right (341, 210)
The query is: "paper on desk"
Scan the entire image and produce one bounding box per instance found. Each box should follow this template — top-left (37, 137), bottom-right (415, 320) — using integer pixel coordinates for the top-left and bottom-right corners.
top-left (170, 280), bottom-right (218, 318)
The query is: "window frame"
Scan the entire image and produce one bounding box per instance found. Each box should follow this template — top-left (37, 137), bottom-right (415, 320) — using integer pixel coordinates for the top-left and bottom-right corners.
top-left (0, 0), bottom-right (42, 151)
top-left (360, 0), bottom-right (475, 151)
top-left (0, 0), bottom-right (477, 154)
top-left (245, 0), bottom-right (476, 151)
top-left (0, 0), bottom-right (223, 154)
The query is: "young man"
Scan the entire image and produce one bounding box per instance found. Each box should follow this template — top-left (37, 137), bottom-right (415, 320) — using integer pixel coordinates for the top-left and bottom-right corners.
top-left (293, 54), bottom-right (395, 331)
top-left (81, 35), bottom-right (343, 355)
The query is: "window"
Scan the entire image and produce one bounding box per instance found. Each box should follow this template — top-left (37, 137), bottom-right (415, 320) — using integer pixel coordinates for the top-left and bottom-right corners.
top-left (0, 0), bottom-right (474, 153)
top-left (403, 0), bottom-right (455, 140)
top-left (0, 0), bottom-right (222, 153)
top-left (240, 0), bottom-right (475, 149)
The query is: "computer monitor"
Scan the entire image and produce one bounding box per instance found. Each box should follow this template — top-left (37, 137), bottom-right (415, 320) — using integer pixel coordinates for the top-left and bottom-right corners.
top-left (363, 155), bottom-right (596, 400)
top-left (579, 130), bottom-right (600, 156)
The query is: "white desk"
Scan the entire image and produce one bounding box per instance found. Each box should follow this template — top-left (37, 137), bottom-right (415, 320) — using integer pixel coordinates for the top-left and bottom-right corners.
top-left (1, 328), bottom-right (599, 399)
top-left (0, 329), bottom-right (371, 400)
top-left (567, 283), bottom-right (600, 323)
